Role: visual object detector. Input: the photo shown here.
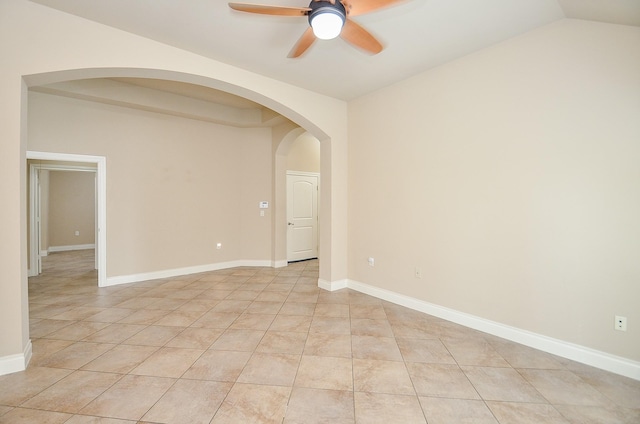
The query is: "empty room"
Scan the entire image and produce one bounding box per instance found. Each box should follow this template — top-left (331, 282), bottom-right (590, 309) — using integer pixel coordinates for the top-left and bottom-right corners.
top-left (1, 0), bottom-right (639, 423)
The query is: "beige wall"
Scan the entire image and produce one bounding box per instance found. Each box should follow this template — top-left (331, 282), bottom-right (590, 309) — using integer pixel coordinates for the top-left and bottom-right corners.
top-left (48, 171), bottom-right (95, 248)
top-left (28, 91), bottom-right (272, 276)
top-left (0, 0), bottom-right (348, 365)
top-left (287, 132), bottom-right (321, 173)
top-left (348, 19), bottom-right (640, 362)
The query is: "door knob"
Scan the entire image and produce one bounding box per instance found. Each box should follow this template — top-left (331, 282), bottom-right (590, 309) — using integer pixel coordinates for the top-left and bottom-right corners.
top-left (288, 222), bottom-right (294, 226)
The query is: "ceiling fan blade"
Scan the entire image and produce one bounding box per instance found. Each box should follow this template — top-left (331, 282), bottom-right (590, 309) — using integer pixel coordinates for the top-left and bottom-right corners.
top-left (289, 27), bottom-right (317, 58)
top-left (340, 19), bottom-right (383, 54)
top-left (342, 0), bottom-right (406, 16)
top-left (229, 2), bottom-right (310, 16)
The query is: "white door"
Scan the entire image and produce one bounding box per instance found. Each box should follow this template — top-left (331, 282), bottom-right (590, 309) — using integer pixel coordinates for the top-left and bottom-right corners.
top-left (287, 173), bottom-right (318, 262)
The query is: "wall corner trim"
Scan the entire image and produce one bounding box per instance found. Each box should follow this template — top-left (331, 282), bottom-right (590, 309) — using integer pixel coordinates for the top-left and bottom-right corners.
top-left (0, 340), bottom-right (32, 377)
top-left (343, 279), bottom-right (640, 381)
top-left (318, 278), bottom-right (348, 291)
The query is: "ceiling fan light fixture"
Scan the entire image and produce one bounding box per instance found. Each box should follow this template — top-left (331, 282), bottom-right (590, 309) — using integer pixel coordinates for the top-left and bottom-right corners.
top-left (309, 2), bottom-right (346, 40)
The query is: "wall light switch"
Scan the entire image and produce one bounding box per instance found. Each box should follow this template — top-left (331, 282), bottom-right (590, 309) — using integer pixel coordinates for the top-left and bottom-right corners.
top-left (74, 231), bottom-right (80, 236)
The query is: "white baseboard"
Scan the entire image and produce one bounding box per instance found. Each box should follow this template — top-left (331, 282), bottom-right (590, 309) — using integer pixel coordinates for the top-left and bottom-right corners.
top-left (40, 250), bottom-right (48, 257)
top-left (323, 278), bottom-right (640, 381)
top-left (48, 244), bottom-right (95, 253)
top-left (104, 260), bottom-right (275, 287)
top-left (273, 260), bottom-right (288, 268)
top-left (318, 278), bottom-right (348, 291)
top-left (0, 340), bottom-right (32, 377)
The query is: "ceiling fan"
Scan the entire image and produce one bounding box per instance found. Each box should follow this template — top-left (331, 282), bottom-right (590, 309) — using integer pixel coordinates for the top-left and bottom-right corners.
top-left (229, 0), bottom-right (406, 58)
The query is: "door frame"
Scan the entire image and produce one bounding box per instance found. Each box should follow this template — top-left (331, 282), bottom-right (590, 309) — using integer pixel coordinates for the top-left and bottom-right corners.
top-left (286, 171), bottom-right (320, 262)
top-left (27, 151), bottom-right (107, 286)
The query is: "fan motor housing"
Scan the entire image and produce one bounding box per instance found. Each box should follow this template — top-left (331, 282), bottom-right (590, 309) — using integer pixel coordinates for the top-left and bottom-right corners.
top-left (308, 0), bottom-right (346, 26)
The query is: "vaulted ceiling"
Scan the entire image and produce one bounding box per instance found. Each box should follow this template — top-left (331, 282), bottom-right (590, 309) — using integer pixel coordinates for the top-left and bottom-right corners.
top-left (30, 0), bottom-right (640, 101)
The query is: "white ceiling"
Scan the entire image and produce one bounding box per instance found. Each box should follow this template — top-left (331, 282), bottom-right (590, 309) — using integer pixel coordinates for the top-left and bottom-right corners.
top-left (29, 0), bottom-right (640, 101)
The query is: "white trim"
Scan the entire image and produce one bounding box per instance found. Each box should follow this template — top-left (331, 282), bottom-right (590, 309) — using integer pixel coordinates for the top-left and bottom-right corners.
top-left (338, 279), bottom-right (640, 381)
top-left (27, 151), bottom-right (107, 287)
top-left (39, 250), bottom-right (49, 257)
top-left (104, 260), bottom-right (275, 287)
top-left (48, 244), bottom-right (95, 253)
top-left (286, 170), bottom-right (320, 178)
top-left (0, 340), bottom-right (32, 376)
top-left (318, 278), bottom-right (348, 291)
top-left (273, 260), bottom-right (288, 268)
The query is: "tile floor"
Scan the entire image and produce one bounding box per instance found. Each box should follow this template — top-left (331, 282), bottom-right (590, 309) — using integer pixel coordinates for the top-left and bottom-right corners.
top-left (1, 250), bottom-right (638, 423)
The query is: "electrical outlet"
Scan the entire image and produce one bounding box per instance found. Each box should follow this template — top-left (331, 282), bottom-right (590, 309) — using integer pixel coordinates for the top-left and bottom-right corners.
top-left (368, 257), bottom-right (375, 267)
top-left (216, 243), bottom-right (222, 250)
top-left (615, 316), bottom-right (627, 331)
top-left (74, 230), bottom-right (80, 236)
top-left (415, 267), bottom-right (422, 278)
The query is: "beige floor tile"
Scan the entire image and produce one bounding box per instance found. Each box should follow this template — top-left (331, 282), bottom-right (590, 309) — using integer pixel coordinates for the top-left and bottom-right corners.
top-left (519, 369), bottom-right (614, 407)
top-left (225, 290), bottom-right (261, 301)
top-left (0, 406), bottom-right (12, 416)
top-left (554, 404), bottom-right (640, 424)
top-left (237, 352), bottom-right (301, 386)
top-left (43, 321), bottom-right (110, 341)
top-left (182, 349), bottom-right (252, 382)
top-left (310, 316), bottom-right (351, 335)
top-left (210, 329), bottom-right (265, 351)
top-left (37, 342), bottom-right (116, 369)
top-left (462, 366), bottom-right (548, 403)
top-left (165, 327), bottom-right (223, 349)
top-left (0, 366), bottom-right (72, 406)
top-left (420, 397), bottom-right (498, 424)
top-left (314, 303), bottom-right (350, 318)
top-left (285, 387), bottom-right (354, 424)
top-left (142, 379), bottom-right (232, 424)
top-left (84, 308), bottom-right (135, 323)
top-left (489, 340), bottom-right (565, 370)
top-left (29, 319), bottom-right (75, 338)
top-left (565, 366), bottom-right (640, 409)
top-left (81, 344), bottom-right (159, 373)
top-left (245, 301), bottom-right (284, 314)
top-left (229, 313), bottom-right (276, 330)
top-left (130, 347), bottom-right (204, 378)
top-left (443, 338), bottom-right (510, 367)
top-left (295, 355), bottom-right (353, 391)
top-left (353, 358), bottom-right (415, 395)
top-left (349, 304), bottom-right (387, 319)
top-left (407, 362), bottom-right (481, 399)
top-left (287, 292), bottom-right (319, 303)
top-left (191, 311), bottom-right (239, 329)
top-left (0, 407), bottom-right (71, 424)
top-left (304, 333), bottom-right (352, 358)
top-left (486, 401), bottom-right (570, 424)
top-left (50, 307), bottom-right (106, 321)
top-left (279, 302), bottom-right (316, 316)
top-left (144, 297), bottom-right (188, 310)
top-left (80, 375), bottom-right (175, 420)
top-left (82, 324), bottom-right (146, 344)
top-left (210, 299), bottom-right (252, 313)
top-left (28, 339), bottom-right (76, 366)
top-left (115, 308), bottom-right (168, 325)
top-left (355, 392), bottom-right (426, 423)
top-left (122, 325), bottom-right (182, 346)
top-left (21, 370), bottom-right (122, 413)
top-left (211, 383), bottom-right (290, 424)
top-left (153, 309), bottom-right (207, 327)
top-left (63, 415), bottom-right (137, 423)
top-left (352, 335), bottom-right (403, 361)
top-left (256, 331), bottom-right (307, 354)
top-left (350, 318), bottom-right (394, 337)
top-left (397, 338), bottom-right (457, 364)
top-left (269, 314), bottom-right (313, 332)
